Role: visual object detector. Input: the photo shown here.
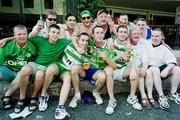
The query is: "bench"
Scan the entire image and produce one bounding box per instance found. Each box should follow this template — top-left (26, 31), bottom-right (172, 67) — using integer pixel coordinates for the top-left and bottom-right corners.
top-left (0, 56), bottom-right (180, 97)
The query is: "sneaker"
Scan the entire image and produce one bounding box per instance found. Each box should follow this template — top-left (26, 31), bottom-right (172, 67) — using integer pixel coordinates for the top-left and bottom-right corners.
top-left (69, 93), bottom-right (81, 108)
top-left (168, 92), bottom-right (180, 104)
top-left (55, 106), bottom-right (70, 120)
top-left (127, 95), bottom-right (142, 110)
top-left (158, 95), bottom-right (170, 110)
top-left (93, 91), bottom-right (103, 105)
top-left (105, 99), bottom-right (117, 115)
top-left (38, 93), bottom-right (49, 111)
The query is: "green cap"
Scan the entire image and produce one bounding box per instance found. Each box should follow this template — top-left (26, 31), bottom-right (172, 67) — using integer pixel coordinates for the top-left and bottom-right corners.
top-left (80, 10), bottom-right (91, 17)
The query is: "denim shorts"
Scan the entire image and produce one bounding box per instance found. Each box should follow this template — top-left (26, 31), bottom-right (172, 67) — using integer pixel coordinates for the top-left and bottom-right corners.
top-left (0, 66), bottom-right (17, 81)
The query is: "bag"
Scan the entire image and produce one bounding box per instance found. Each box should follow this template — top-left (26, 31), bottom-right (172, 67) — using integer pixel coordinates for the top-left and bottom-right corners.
top-left (81, 91), bottom-right (95, 104)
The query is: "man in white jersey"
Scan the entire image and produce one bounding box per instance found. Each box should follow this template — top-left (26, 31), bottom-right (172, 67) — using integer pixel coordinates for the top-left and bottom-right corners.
top-left (149, 28), bottom-right (180, 110)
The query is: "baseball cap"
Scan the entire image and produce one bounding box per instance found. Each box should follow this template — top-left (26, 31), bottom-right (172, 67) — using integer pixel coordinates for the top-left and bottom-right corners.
top-left (80, 10), bottom-right (91, 17)
top-left (97, 9), bottom-right (108, 16)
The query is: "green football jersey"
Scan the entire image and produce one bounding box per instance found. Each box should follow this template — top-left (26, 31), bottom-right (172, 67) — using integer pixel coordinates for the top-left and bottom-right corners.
top-left (58, 43), bottom-right (84, 70)
top-left (0, 39), bottom-right (37, 71)
top-left (113, 44), bottom-right (134, 69)
top-left (85, 38), bottom-right (115, 69)
top-left (28, 37), bottom-right (71, 67)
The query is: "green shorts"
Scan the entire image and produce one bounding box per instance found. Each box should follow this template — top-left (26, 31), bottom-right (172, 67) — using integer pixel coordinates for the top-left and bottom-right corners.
top-left (55, 62), bottom-right (70, 75)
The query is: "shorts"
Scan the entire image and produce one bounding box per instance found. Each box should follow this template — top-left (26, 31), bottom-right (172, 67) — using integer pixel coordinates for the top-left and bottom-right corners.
top-left (55, 62), bottom-right (70, 75)
top-left (81, 68), bottom-right (98, 85)
top-left (28, 62), bottom-right (47, 75)
top-left (148, 64), bottom-right (168, 73)
top-left (159, 64), bottom-right (167, 73)
top-left (113, 67), bottom-right (127, 82)
top-left (0, 66), bottom-right (17, 81)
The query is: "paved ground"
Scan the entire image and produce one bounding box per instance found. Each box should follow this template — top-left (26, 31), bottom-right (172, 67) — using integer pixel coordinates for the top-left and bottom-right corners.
top-left (0, 91), bottom-right (180, 120)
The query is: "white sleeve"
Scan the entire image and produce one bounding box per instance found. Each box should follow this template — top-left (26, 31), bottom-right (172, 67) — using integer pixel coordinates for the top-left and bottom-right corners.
top-left (165, 48), bottom-right (177, 65)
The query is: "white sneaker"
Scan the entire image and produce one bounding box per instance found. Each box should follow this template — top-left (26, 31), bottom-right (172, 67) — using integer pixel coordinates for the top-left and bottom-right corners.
top-left (158, 95), bottom-right (170, 110)
top-left (38, 93), bottom-right (49, 111)
top-left (93, 91), bottom-right (103, 105)
top-left (55, 106), bottom-right (70, 120)
top-left (168, 92), bottom-right (180, 104)
top-left (69, 93), bottom-right (81, 108)
top-left (105, 99), bottom-right (117, 115)
top-left (127, 95), bottom-right (142, 110)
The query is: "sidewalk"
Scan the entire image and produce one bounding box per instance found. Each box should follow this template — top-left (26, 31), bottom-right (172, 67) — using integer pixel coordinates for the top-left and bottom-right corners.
top-left (0, 92), bottom-right (180, 120)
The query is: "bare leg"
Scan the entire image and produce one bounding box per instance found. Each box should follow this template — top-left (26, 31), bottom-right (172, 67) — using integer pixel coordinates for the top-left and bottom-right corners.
top-left (71, 64), bottom-right (83, 94)
top-left (58, 72), bottom-right (71, 106)
top-left (19, 65), bottom-right (33, 99)
top-left (150, 67), bottom-right (164, 96)
top-left (104, 66), bottom-right (115, 101)
top-left (169, 66), bottom-right (180, 94)
top-left (32, 70), bottom-right (45, 97)
top-left (145, 69), bottom-right (153, 99)
top-left (41, 64), bottom-right (58, 96)
top-left (93, 70), bottom-right (106, 92)
top-left (5, 73), bottom-right (20, 96)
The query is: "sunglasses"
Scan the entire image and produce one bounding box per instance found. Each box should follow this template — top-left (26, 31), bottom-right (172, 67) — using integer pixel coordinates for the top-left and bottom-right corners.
top-left (47, 18), bottom-right (57, 21)
top-left (82, 16), bottom-right (91, 20)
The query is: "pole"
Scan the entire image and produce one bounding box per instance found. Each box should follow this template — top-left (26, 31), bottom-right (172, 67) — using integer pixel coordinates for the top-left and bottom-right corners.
top-left (19, 0), bottom-right (24, 24)
top-left (40, 0), bottom-right (43, 20)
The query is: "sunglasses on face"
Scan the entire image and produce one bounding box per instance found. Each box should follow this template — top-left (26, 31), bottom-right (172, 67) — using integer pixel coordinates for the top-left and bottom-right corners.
top-left (47, 18), bottom-right (57, 21)
top-left (82, 16), bottom-right (91, 20)
top-left (68, 19), bottom-right (76, 22)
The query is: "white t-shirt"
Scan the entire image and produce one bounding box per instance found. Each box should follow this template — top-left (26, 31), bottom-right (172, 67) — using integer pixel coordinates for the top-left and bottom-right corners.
top-left (132, 38), bottom-right (151, 67)
top-left (148, 43), bottom-right (176, 67)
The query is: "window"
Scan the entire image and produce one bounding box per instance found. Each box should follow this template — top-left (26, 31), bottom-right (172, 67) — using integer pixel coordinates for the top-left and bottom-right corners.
top-left (44, 0), bottom-right (53, 9)
top-left (1, 0), bottom-right (12, 7)
top-left (24, 0), bottom-right (34, 8)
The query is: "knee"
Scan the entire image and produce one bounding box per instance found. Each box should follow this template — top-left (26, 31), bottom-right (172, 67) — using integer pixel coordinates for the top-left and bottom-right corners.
top-left (71, 64), bottom-right (82, 74)
top-left (97, 71), bottom-right (106, 83)
top-left (172, 66), bottom-right (180, 75)
top-left (35, 71), bottom-right (45, 81)
top-left (150, 67), bottom-right (160, 74)
top-left (146, 69), bottom-right (152, 77)
top-left (46, 64), bottom-right (58, 76)
top-left (21, 65), bottom-right (32, 76)
top-left (62, 73), bottom-right (71, 85)
top-left (104, 66), bottom-right (113, 76)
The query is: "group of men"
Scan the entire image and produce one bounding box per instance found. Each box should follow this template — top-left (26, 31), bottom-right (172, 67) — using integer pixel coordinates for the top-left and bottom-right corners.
top-left (0, 9), bottom-right (180, 120)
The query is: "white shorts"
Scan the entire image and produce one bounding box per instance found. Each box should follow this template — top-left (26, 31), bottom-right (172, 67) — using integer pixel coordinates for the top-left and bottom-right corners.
top-left (112, 67), bottom-right (127, 82)
top-left (28, 62), bottom-right (47, 75)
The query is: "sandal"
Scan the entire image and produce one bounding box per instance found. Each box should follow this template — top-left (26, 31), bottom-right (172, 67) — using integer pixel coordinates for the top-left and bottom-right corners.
top-left (29, 97), bottom-right (38, 112)
top-left (1, 96), bottom-right (12, 109)
top-left (14, 99), bottom-right (25, 113)
top-left (142, 98), bottom-right (152, 110)
top-left (149, 98), bottom-right (159, 109)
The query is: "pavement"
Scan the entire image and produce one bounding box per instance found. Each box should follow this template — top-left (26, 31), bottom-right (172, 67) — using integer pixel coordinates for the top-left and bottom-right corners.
top-left (0, 91), bottom-right (180, 120)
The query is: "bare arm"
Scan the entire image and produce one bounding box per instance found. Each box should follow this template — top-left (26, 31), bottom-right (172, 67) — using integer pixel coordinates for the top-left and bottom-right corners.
top-left (29, 20), bottom-right (43, 37)
top-left (161, 63), bottom-right (175, 78)
top-left (0, 36), bottom-right (15, 47)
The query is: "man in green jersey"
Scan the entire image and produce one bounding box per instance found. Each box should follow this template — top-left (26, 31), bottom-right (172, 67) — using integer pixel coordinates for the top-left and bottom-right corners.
top-left (13, 24), bottom-right (71, 113)
top-left (0, 25), bottom-right (37, 109)
top-left (69, 26), bottom-right (117, 114)
top-left (109, 25), bottom-right (142, 111)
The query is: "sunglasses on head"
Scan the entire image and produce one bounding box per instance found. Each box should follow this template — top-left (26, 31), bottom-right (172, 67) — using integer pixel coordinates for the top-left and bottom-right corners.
top-left (47, 18), bottom-right (57, 21)
top-left (82, 16), bottom-right (91, 20)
